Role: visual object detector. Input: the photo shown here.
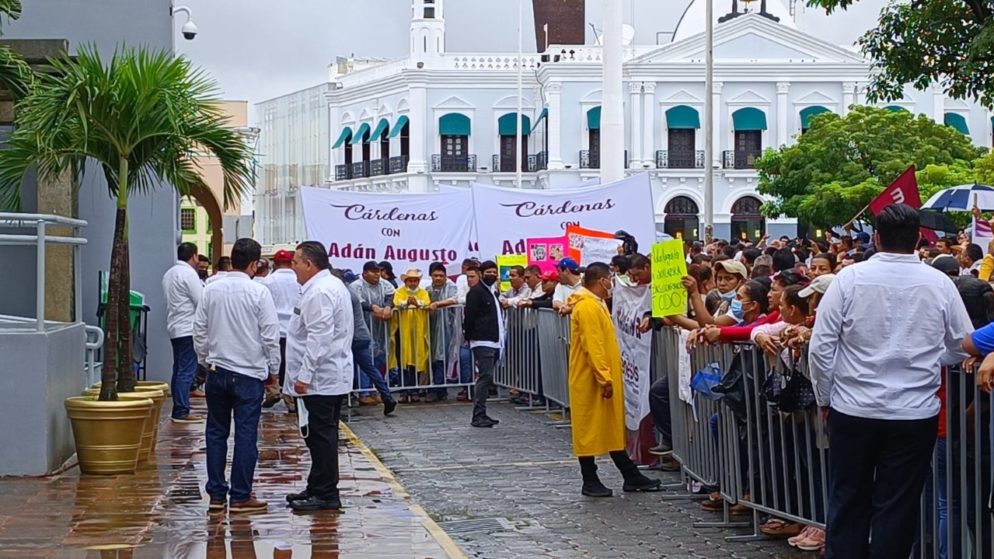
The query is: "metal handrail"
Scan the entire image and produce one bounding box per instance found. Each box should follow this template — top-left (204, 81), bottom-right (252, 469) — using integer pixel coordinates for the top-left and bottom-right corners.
top-left (84, 325), bottom-right (104, 387)
top-left (0, 212), bottom-right (87, 331)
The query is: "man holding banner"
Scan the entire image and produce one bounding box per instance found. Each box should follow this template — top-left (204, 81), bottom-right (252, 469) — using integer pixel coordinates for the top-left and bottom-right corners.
top-left (567, 262), bottom-right (661, 497)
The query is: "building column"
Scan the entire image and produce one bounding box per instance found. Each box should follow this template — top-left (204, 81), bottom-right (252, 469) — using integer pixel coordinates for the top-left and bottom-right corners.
top-left (408, 83), bottom-right (430, 192)
top-left (546, 81), bottom-right (564, 170)
top-left (932, 86), bottom-right (945, 123)
top-left (642, 82), bottom-right (656, 168)
top-left (842, 82), bottom-right (856, 115)
top-left (712, 82), bottom-right (723, 168)
top-left (776, 81), bottom-right (790, 146)
top-left (329, 103), bottom-right (340, 178)
top-left (628, 81), bottom-right (642, 168)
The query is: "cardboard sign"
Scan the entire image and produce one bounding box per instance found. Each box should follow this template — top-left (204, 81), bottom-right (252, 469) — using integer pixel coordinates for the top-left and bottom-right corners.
top-left (526, 236), bottom-right (568, 275)
top-left (566, 225), bottom-right (622, 265)
top-left (651, 240), bottom-right (688, 318)
top-left (496, 254), bottom-right (528, 292)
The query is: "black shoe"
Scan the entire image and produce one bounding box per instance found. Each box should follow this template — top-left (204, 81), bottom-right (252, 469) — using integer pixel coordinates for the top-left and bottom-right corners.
top-left (648, 443), bottom-right (672, 456)
top-left (622, 475), bottom-right (663, 492)
top-left (285, 490), bottom-right (310, 503)
top-left (581, 482), bottom-right (613, 498)
top-left (483, 416), bottom-right (500, 425)
top-left (289, 496), bottom-right (342, 512)
top-left (383, 397), bottom-right (397, 416)
top-left (471, 418), bottom-right (495, 428)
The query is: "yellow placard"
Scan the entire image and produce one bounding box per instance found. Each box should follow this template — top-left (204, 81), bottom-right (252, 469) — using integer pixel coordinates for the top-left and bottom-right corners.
top-left (651, 240), bottom-right (688, 318)
top-left (497, 254), bottom-right (528, 292)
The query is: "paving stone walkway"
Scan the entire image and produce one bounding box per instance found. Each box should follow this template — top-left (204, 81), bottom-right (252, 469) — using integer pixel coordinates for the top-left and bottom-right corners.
top-left (348, 399), bottom-right (812, 559)
top-left (0, 398), bottom-right (459, 559)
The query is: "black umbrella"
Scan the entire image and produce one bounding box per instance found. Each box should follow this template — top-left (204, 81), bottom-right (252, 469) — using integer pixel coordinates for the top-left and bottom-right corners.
top-left (918, 209), bottom-right (959, 234)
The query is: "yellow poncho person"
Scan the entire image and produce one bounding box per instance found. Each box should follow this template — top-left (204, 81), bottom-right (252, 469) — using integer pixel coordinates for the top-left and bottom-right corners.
top-left (391, 269), bottom-right (431, 375)
top-left (567, 286), bottom-right (626, 457)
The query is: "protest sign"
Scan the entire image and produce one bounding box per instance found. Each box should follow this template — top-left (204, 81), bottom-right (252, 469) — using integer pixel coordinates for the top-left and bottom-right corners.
top-left (497, 254), bottom-right (528, 292)
top-left (526, 236), bottom-right (568, 274)
top-left (651, 240), bottom-right (688, 317)
top-left (565, 225), bottom-right (622, 265)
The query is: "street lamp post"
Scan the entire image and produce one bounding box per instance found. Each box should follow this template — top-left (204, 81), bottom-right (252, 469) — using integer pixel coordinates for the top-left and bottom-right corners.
top-left (703, 0), bottom-right (715, 242)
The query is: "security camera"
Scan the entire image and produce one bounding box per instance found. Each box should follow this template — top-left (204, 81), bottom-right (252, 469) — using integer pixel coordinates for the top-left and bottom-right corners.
top-left (181, 20), bottom-right (198, 40)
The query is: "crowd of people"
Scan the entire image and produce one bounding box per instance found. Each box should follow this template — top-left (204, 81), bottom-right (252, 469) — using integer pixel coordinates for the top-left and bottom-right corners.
top-left (159, 208), bottom-right (994, 559)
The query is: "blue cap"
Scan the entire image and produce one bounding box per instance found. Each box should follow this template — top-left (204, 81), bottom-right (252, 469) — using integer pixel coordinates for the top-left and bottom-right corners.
top-left (856, 231), bottom-right (871, 243)
top-left (557, 257), bottom-right (580, 273)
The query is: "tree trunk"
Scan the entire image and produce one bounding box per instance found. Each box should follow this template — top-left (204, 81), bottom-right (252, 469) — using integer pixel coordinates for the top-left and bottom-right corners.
top-left (99, 159), bottom-right (135, 400)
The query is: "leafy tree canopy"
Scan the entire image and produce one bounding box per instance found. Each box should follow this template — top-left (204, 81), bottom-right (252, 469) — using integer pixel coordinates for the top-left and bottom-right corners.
top-left (756, 106), bottom-right (984, 227)
top-left (809, 0), bottom-right (994, 108)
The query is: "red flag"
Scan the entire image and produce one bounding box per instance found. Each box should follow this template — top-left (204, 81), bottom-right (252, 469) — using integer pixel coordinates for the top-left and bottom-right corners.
top-left (869, 166), bottom-right (920, 215)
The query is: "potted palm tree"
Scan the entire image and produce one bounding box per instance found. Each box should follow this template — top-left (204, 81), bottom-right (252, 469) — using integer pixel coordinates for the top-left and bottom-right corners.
top-left (0, 46), bottom-right (254, 474)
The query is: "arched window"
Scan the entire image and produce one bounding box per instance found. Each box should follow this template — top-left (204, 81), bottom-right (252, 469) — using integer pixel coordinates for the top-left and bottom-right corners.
top-left (944, 113), bottom-right (970, 136)
top-left (437, 113), bottom-right (471, 172)
top-left (582, 106), bottom-right (601, 169)
top-left (799, 105), bottom-right (831, 133)
top-left (497, 112), bottom-right (530, 172)
top-left (731, 196), bottom-right (766, 242)
top-left (663, 196), bottom-right (700, 241)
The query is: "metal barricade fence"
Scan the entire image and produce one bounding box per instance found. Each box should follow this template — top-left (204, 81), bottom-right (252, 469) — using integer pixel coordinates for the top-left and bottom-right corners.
top-left (494, 307), bottom-right (542, 397)
top-left (654, 327), bottom-right (994, 556)
top-left (537, 309), bottom-right (571, 410)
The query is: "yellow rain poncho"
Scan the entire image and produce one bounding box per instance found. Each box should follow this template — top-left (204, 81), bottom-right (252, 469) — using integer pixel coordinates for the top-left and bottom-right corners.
top-left (391, 286), bottom-right (431, 374)
top-left (567, 287), bottom-right (626, 457)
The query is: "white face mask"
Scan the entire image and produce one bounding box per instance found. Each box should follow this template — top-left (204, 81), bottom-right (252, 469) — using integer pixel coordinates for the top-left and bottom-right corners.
top-left (297, 398), bottom-right (309, 439)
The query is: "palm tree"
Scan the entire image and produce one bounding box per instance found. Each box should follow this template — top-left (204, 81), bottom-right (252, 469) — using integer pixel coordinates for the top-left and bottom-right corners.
top-left (0, 46), bottom-right (254, 401)
top-left (0, 0), bottom-right (35, 101)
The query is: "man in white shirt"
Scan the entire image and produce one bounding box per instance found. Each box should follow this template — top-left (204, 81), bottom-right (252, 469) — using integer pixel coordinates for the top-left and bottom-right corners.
top-left (809, 204), bottom-right (973, 559)
top-left (284, 241), bottom-right (355, 512)
top-left (553, 257), bottom-right (582, 314)
top-left (499, 265), bottom-right (531, 308)
top-left (206, 256), bottom-right (232, 285)
top-left (455, 257), bottom-right (480, 305)
top-left (263, 250), bottom-right (301, 410)
top-left (161, 242), bottom-right (205, 423)
top-left (193, 238), bottom-right (281, 514)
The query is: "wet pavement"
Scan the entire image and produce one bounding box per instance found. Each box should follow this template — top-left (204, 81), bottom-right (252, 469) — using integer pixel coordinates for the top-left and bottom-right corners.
top-left (0, 397), bottom-right (461, 559)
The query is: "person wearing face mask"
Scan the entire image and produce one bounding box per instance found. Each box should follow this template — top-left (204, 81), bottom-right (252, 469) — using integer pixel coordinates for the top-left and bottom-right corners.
top-left (463, 260), bottom-right (504, 428)
top-left (567, 262), bottom-right (661, 497)
top-left (684, 259), bottom-right (748, 327)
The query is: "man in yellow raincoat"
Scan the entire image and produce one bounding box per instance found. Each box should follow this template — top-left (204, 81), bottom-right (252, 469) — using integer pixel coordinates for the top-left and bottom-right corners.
top-left (392, 269), bottom-right (431, 401)
top-left (568, 262), bottom-right (661, 497)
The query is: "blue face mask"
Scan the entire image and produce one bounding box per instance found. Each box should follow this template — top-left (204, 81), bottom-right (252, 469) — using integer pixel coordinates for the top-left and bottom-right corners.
top-left (730, 299), bottom-right (744, 321)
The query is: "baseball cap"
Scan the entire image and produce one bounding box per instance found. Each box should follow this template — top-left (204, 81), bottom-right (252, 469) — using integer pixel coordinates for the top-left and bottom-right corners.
top-left (540, 270), bottom-right (559, 282)
top-left (713, 259), bottom-right (748, 280)
top-left (273, 249), bottom-right (293, 263)
top-left (930, 254), bottom-right (960, 277)
top-left (798, 274), bottom-right (836, 298)
top-left (557, 257), bottom-right (580, 273)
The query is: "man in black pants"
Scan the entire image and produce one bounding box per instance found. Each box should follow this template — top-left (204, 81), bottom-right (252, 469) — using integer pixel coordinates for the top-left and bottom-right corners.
top-left (284, 241), bottom-right (355, 512)
top-left (463, 262), bottom-right (503, 428)
top-left (809, 204), bottom-right (973, 559)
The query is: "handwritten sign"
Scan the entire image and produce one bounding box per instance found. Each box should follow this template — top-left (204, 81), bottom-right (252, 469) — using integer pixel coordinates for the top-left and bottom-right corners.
top-left (565, 225), bottom-right (621, 265)
top-left (651, 240), bottom-right (688, 318)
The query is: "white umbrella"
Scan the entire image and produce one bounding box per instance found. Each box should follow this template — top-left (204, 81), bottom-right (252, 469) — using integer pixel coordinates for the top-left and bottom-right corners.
top-left (923, 184), bottom-right (994, 212)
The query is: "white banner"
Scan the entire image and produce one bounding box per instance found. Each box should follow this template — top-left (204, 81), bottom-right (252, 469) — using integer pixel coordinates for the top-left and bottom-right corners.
top-left (612, 281), bottom-right (652, 431)
top-left (299, 187), bottom-right (474, 276)
top-left (470, 174), bottom-right (656, 261)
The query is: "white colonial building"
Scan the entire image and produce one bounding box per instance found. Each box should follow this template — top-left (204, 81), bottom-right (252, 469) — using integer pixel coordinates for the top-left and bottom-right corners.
top-left (256, 0), bottom-right (994, 250)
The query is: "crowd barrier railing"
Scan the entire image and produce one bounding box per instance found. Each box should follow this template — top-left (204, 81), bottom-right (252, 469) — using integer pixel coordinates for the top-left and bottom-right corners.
top-left (494, 307), bottom-right (542, 398)
top-left (536, 308), bottom-right (571, 410)
top-left (655, 326), bottom-right (994, 557)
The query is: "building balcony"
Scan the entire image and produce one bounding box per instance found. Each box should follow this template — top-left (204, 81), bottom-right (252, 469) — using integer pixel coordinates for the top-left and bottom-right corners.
top-left (656, 150), bottom-right (706, 169)
top-left (334, 164), bottom-right (351, 181)
top-left (351, 161), bottom-right (370, 179)
top-left (431, 154), bottom-right (478, 172)
top-left (722, 150), bottom-right (762, 170)
top-left (580, 150), bottom-right (627, 170)
top-left (369, 158), bottom-right (386, 177)
top-left (389, 155), bottom-right (409, 174)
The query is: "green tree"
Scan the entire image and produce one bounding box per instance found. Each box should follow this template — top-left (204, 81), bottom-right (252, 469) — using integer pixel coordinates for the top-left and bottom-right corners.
top-left (808, 0), bottom-right (994, 108)
top-left (756, 106), bottom-right (983, 227)
top-left (0, 46), bottom-right (254, 401)
top-left (0, 0), bottom-right (36, 100)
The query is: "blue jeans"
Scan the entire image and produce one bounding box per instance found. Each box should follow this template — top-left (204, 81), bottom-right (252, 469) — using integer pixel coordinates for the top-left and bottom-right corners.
top-left (457, 345), bottom-right (473, 385)
top-left (204, 368), bottom-right (264, 502)
top-left (170, 336), bottom-right (198, 419)
top-left (430, 360), bottom-right (447, 396)
top-left (353, 338), bottom-right (391, 400)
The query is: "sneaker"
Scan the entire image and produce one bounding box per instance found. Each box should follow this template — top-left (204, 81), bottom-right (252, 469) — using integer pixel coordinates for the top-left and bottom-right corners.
top-left (383, 397), bottom-right (397, 417)
top-left (171, 414), bottom-right (205, 424)
top-left (581, 482), bottom-right (613, 498)
top-left (229, 497), bottom-right (268, 514)
top-left (622, 475), bottom-right (662, 492)
top-left (795, 527), bottom-right (826, 552)
top-left (648, 443), bottom-right (673, 456)
top-left (208, 497), bottom-right (226, 512)
top-left (285, 490), bottom-right (310, 504)
top-left (788, 526), bottom-right (815, 547)
top-left (289, 496), bottom-right (342, 512)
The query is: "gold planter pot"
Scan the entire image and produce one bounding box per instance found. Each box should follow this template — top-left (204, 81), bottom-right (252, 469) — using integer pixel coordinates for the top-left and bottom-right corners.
top-left (82, 388), bottom-right (165, 461)
top-left (64, 396), bottom-right (153, 475)
top-left (91, 380), bottom-right (171, 397)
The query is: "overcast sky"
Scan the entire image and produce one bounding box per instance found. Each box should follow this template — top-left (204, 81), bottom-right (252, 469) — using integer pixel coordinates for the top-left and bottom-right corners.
top-left (175, 0), bottom-right (886, 121)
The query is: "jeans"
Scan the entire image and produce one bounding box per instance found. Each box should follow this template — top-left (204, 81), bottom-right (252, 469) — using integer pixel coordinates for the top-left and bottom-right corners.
top-left (457, 345), bottom-right (473, 385)
top-left (471, 346), bottom-right (499, 421)
top-left (825, 410), bottom-right (937, 559)
top-left (352, 338), bottom-right (391, 400)
top-left (430, 360), bottom-right (447, 396)
top-left (170, 336), bottom-right (198, 419)
top-left (648, 376), bottom-right (671, 447)
top-left (299, 394), bottom-right (344, 500)
top-left (204, 368), bottom-right (264, 502)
